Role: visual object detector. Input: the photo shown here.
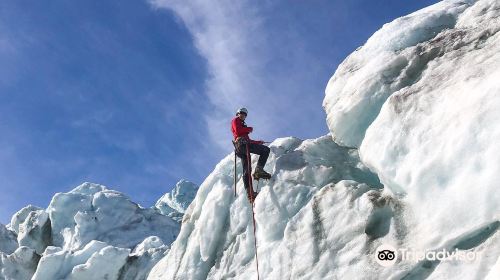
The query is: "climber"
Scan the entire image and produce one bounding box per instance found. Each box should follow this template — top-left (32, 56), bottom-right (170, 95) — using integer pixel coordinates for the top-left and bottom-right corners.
top-left (231, 107), bottom-right (271, 201)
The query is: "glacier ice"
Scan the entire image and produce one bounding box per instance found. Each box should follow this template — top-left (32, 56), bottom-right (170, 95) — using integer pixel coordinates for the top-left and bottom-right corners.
top-left (322, 0), bottom-right (500, 278)
top-left (0, 224), bottom-right (17, 255)
top-left (30, 236), bottom-right (170, 280)
top-left (154, 179), bottom-right (199, 222)
top-left (1, 182), bottom-right (185, 280)
top-left (3, 205), bottom-right (51, 256)
top-left (1, 0), bottom-right (499, 279)
top-left (47, 182), bottom-right (179, 251)
top-left (485, 255), bottom-right (500, 280)
top-left (323, 0), bottom-right (472, 148)
top-left (32, 240), bottom-right (130, 280)
top-left (9, 205), bottom-right (43, 235)
top-left (146, 0), bottom-right (500, 279)
top-left (0, 246), bottom-right (40, 280)
top-left (422, 224), bottom-right (500, 280)
top-left (147, 136), bottom-right (384, 279)
top-left (119, 236), bottom-right (170, 280)
top-left (15, 208), bottom-right (51, 255)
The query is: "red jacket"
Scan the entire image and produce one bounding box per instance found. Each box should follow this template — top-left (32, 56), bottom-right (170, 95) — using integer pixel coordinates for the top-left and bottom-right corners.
top-left (231, 117), bottom-right (263, 144)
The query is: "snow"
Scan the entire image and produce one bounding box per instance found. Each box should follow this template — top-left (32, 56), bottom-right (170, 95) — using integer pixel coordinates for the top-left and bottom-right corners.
top-left (154, 179), bottom-right (199, 222)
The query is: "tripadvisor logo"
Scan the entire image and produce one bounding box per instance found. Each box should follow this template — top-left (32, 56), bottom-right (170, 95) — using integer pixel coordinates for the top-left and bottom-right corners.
top-left (375, 244), bottom-right (480, 267)
top-left (375, 244), bottom-right (398, 267)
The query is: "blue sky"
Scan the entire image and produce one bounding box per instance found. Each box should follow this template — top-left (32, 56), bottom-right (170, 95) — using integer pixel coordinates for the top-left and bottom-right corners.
top-left (0, 0), bottom-right (438, 223)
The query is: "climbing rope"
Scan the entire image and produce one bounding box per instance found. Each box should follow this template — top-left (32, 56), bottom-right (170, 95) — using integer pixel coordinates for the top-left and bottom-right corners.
top-left (234, 152), bottom-right (237, 197)
top-left (245, 143), bottom-right (260, 280)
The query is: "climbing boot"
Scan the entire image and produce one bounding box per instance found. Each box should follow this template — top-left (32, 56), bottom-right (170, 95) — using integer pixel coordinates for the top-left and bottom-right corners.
top-left (253, 166), bottom-right (271, 180)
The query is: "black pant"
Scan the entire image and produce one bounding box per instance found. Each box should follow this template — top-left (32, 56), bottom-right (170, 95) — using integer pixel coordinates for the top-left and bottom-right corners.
top-left (236, 143), bottom-right (270, 191)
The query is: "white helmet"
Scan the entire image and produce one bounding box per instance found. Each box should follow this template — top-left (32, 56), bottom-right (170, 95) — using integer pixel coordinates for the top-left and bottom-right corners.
top-left (236, 107), bottom-right (248, 116)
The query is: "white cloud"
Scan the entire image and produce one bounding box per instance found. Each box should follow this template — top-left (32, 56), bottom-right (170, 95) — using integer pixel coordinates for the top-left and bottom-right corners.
top-left (148, 0), bottom-right (328, 156)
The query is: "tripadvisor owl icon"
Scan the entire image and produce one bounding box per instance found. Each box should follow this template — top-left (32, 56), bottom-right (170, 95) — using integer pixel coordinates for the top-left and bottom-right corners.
top-left (375, 244), bottom-right (398, 267)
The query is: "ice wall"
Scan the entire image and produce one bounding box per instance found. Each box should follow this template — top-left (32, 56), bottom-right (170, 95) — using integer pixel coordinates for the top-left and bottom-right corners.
top-left (323, 0), bottom-right (500, 278)
top-left (148, 136), bottom-right (387, 279)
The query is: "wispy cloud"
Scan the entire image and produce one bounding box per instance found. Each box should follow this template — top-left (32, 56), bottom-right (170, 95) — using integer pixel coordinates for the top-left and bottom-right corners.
top-left (148, 0), bottom-right (330, 155)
